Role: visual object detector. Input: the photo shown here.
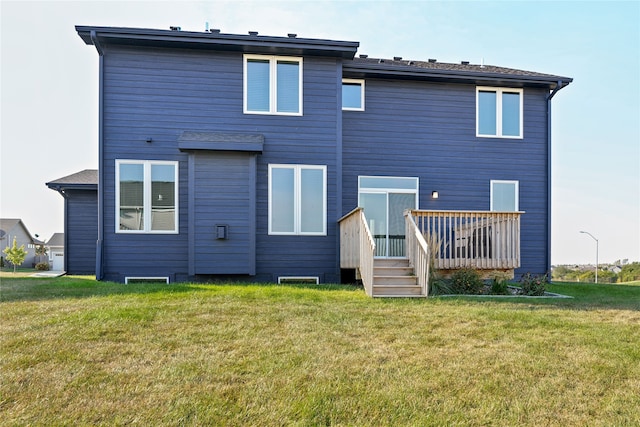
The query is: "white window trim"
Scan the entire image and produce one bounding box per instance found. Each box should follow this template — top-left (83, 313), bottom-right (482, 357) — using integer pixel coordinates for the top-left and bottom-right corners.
top-left (268, 164), bottom-right (327, 236)
top-left (342, 78), bottom-right (365, 111)
top-left (490, 180), bottom-right (519, 211)
top-left (476, 87), bottom-right (523, 139)
top-left (243, 54), bottom-right (303, 116)
top-left (358, 176), bottom-right (420, 208)
top-left (116, 159), bottom-right (179, 234)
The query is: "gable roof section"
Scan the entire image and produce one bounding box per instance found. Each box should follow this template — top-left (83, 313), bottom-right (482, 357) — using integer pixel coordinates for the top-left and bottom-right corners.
top-left (46, 169), bottom-right (98, 192)
top-left (76, 26), bottom-right (360, 59)
top-left (343, 57), bottom-right (572, 90)
top-left (0, 218), bottom-right (41, 244)
top-left (47, 233), bottom-right (64, 247)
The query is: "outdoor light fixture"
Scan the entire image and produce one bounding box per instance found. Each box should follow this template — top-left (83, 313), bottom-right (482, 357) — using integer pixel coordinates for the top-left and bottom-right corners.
top-left (432, 191), bottom-right (439, 199)
top-left (579, 230), bottom-right (599, 284)
top-left (146, 137), bottom-right (153, 143)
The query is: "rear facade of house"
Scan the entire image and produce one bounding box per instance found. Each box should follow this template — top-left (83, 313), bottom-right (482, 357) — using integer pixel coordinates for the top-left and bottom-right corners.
top-left (75, 26), bottom-right (571, 286)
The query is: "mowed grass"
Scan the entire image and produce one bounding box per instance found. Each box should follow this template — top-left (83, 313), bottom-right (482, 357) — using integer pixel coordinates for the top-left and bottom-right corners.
top-left (1, 277), bottom-right (639, 426)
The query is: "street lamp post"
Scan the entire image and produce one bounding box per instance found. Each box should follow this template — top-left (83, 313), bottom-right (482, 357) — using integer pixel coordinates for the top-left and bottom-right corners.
top-left (579, 231), bottom-right (599, 284)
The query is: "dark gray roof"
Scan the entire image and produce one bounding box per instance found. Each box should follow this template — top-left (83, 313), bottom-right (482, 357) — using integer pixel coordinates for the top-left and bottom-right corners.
top-left (344, 57), bottom-right (572, 90)
top-left (46, 169), bottom-right (98, 191)
top-left (76, 26), bottom-right (571, 90)
top-left (178, 131), bottom-right (264, 152)
top-left (76, 25), bottom-right (359, 59)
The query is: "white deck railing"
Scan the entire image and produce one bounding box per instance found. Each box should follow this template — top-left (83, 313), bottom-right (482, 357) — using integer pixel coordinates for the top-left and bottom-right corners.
top-left (410, 210), bottom-right (522, 270)
top-left (338, 208), bottom-right (375, 296)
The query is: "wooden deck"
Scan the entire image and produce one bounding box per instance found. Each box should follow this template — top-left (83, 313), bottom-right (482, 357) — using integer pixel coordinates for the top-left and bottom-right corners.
top-left (339, 209), bottom-right (522, 297)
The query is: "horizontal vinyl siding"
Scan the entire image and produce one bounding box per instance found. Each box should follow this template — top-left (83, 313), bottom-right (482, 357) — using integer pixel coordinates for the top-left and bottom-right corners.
top-left (101, 45), bottom-right (341, 281)
top-left (343, 80), bottom-right (549, 275)
top-left (254, 58), bottom-right (340, 282)
top-left (66, 190), bottom-right (98, 275)
top-left (193, 152), bottom-right (253, 274)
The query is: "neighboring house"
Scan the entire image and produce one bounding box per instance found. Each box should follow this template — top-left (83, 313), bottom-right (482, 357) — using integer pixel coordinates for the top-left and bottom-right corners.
top-left (0, 218), bottom-right (43, 268)
top-left (70, 25), bottom-right (571, 296)
top-left (46, 170), bottom-right (98, 275)
top-left (46, 232), bottom-right (65, 271)
top-left (610, 265), bottom-right (623, 275)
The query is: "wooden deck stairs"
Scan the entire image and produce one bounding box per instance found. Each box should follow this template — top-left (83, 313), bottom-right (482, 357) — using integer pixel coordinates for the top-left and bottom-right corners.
top-left (372, 258), bottom-right (425, 297)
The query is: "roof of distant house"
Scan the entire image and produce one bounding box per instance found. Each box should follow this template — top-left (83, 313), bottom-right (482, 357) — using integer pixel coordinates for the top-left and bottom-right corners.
top-left (47, 233), bottom-right (64, 247)
top-left (0, 218), bottom-right (43, 244)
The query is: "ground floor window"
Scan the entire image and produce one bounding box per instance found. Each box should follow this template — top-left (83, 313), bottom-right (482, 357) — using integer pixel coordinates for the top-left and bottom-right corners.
top-left (490, 180), bottom-right (519, 211)
top-left (116, 160), bottom-right (178, 233)
top-left (268, 164), bottom-right (326, 235)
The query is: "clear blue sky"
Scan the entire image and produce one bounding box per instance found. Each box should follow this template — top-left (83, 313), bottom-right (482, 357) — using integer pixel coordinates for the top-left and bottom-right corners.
top-left (1, 0), bottom-right (638, 265)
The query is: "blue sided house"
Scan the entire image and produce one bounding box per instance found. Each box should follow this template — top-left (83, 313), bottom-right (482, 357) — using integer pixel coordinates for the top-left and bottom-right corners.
top-left (70, 25), bottom-right (571, 296)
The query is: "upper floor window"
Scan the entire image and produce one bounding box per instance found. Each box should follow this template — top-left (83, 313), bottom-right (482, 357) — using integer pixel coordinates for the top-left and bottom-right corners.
top-left (268, 164), bottom-right (326, 235)
top-left (342, 79), bottom-right (365, 110)
top-left (116, 160), bottom-right (179, 233)
top-left (490, 180), bottom-right (519, 211)
top-left (244, 55), bottom-right (302, 115)
top-left (477, 87), bottom-right (523, 138)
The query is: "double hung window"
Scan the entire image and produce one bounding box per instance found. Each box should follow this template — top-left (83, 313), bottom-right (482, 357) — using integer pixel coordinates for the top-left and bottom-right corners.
top-left (477, 87), bottom-right (523, 138)
top-left (490, 180), bottom-right (519, 212)
top-left (269, 164), bottom-right (326, 235)
top-left (116, 160), bottom-right (178, 233)
top-left (244, 55), bottom-right (302, 115)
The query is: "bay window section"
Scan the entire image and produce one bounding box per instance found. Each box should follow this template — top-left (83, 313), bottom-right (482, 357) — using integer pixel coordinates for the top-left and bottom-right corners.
top-left (269, 164), bottom-right (326, 235)
top-left (117, 160), bottom-right (178, 233)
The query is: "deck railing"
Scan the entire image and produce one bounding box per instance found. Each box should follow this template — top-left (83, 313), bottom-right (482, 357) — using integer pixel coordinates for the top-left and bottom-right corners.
top-left (405, 211), bottom-right (430, 296)
top-left (338, 208), bottom-right (375, 296)
top-left (410, 210), bottom-right (522, 270)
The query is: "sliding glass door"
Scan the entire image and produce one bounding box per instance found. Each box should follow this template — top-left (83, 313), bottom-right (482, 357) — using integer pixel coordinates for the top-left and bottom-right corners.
top-left (358, 177), bottom-right (418, 258)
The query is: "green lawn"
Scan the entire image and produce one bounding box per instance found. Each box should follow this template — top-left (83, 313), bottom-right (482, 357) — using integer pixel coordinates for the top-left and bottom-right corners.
top-left (1, 277), bottom-right (639, 426)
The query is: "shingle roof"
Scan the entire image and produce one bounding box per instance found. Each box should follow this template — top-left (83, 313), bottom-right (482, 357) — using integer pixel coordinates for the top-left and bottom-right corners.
top-left (344, 57), bottom-right (572, 89)
top-left (46, 169), bottom-right (98, 190)
top-left (76, 26), bottom-right (360, 59)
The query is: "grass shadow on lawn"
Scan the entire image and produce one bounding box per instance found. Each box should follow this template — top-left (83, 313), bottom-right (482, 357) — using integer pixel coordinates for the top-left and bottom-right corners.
top-left (2, 276), bottom-right (639, 312)
top-left (0, 276), bottom-right (363, 303)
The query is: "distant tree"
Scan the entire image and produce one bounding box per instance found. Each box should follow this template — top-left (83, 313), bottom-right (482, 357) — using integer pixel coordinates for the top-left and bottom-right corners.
top-left (35, 244), bottom-right (48, 257)
top-left (578, 270), bottom-right (595, 283)
top-left (597, 269), bottom-right (617, 283)
top-left (618, 262), bottom-right (640, 282)
top-left (3, 237), bottom-right (27, 273)
top-left (552, 266), bottom-right (571, 280)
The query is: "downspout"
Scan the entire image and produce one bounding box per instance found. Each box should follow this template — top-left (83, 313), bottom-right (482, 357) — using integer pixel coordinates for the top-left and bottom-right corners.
top-left (545, 81), bottom-right (563, 275)
top-left (91, 30), bottom-right (105, 279)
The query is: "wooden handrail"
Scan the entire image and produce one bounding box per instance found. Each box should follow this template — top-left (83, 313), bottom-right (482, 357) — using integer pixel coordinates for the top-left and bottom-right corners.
top-left (339, 208), bottom-right (375, 296)
top-left (405, 211), bottom-right (430, 296)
